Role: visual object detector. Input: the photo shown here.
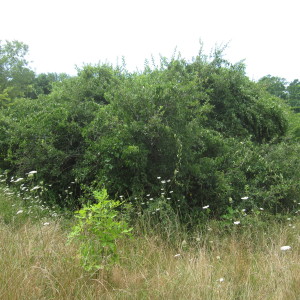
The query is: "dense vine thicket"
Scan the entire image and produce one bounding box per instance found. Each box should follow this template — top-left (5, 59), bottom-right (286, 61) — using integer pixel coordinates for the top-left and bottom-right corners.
top-left (1, 42), bottom-right (300, 216)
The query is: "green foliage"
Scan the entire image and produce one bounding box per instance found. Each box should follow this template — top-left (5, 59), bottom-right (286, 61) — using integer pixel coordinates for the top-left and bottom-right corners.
top-left (68, 189), bottom-right (132, 272)
top-left (287, 79), bottom-right (300, 100)
top-left (258, 75), bottom-right (300, 110)
top-left (0, 89), bottom-right (100, 205)
top-left (288, 112), bottom-right (300, 140)
top-left (258, 75), bottom-right (288, 99)
top-left (221, 139), bottom-right (300, 212)
top-left (29, 72), bottom-right (69, 98)
top-left (287, 79), bottom-right (300, 110)
top-left (74, 55), bottom-right (290, 214)
top-left (200, 66), bottom-right (289, 142)
top-left (50, 64), bottom-right (122, 104)
top-left (0, 40), bottom-right (35, 101)
top-left (1, 42), bottom-right (299, 218)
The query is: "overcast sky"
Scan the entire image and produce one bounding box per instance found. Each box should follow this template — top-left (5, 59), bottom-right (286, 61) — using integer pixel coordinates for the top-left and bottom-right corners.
top-left (1, 0), bottom-right (299, 81)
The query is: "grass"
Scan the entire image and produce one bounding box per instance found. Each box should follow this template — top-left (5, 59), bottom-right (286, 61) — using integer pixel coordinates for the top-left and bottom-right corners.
top-left (0, 189), bottom-right (299, 299)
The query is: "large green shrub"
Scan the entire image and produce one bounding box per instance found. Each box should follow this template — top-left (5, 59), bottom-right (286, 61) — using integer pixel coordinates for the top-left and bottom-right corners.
top-left (73, 55), bottom-right (294, 214)
top-left (1, 48), bottom-right (298, 215)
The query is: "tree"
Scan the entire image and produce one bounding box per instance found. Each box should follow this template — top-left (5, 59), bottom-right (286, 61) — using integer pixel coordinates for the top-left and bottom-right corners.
top-left (0, 40), bottom-right (35, 102)
top-left (287, 79), bottom-right (300, 99)
top-left (258, 75), bottom-right (288, 99)
top-left (29, 72), bottom-right (70, 98)
top-left (287, 79), bottom-right (300, 108)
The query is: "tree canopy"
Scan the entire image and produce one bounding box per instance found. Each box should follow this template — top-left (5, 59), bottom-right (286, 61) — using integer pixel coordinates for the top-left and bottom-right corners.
top-left (0, 40), bottom-right (35, 104)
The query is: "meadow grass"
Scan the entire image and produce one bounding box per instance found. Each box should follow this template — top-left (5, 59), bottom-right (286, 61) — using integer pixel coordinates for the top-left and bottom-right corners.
top-left (0, 190), bottom-right (299, 299)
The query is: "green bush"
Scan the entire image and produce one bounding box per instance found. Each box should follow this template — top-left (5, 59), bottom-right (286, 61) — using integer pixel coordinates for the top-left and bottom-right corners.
top-left (1, 48), bottom-right (299, 217)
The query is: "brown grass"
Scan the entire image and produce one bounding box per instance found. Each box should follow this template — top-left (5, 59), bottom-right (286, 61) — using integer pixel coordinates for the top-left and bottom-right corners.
top-left (0, 214), bottom-right (299, 300)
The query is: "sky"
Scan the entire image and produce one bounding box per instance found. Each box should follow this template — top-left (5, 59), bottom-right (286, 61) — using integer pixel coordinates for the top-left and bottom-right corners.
top-left (1, 0), bottom-right (299, 82)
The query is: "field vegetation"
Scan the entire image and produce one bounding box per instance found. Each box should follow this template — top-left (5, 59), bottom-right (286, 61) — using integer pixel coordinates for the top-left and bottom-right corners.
top-left (0, 40), bottom-right (300, 299)
top-left (0, 187), bottom-right (299, 299)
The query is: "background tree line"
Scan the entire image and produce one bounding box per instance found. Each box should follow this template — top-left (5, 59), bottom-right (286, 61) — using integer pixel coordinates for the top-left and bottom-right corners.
top-left (1, 40), bottom-right (300, 219)
top-left (258, 75), bottom-right (300, 111)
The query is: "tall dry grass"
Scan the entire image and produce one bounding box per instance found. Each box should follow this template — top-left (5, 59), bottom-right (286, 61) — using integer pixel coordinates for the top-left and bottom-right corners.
top-left (0, 192), bottom-right (299, 299)
top-left (0, 218), bottom-right (299, 299)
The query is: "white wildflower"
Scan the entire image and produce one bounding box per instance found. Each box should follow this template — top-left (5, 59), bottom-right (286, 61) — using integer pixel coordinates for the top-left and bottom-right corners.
top-left (31, 186), bottom-right (41, 191)
top-left (233, 221), bottom-right (240, 225)
top-left (28, 171), bottom-right (37, 175)
top-left (280, 246), bottom-right (291, 251)
top-left (157, 177), bottom-right (161, 179)
top-left (27, 171), bottom-right (37, 178)
top-left (241, 196), bottom-right (249, 200)
top-left (14, 178), bottom-right (24, 183)
top-left (218, 277), bottom-right (225, 282)
top-left (202, 205), bottom-right (209, 209)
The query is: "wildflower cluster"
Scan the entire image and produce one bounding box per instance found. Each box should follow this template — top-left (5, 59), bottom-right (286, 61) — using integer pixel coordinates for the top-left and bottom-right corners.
top-left (0, 171), bottom-right (61, 222)
top-left (135, 176), bottom-right (178, 215)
